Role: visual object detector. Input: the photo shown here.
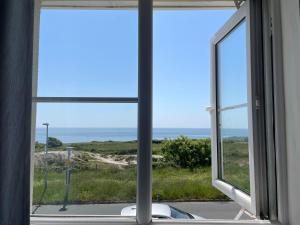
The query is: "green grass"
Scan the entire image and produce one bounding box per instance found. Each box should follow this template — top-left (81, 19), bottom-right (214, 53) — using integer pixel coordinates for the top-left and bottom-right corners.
top-left (222, 140), bottom-right (250, 193)
top-left (33, 138), bottom-right (249, 204)
top-left (153, 167), bottom-right (226, 201)
top-left (33, 164), bottom-right (136, 204)
top-left (33, 165), bottom-right (226, 204)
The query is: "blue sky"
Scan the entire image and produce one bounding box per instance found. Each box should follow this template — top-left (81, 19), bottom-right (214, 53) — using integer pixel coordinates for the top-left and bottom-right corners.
top-left (36, 9), bottom-right (239, 128)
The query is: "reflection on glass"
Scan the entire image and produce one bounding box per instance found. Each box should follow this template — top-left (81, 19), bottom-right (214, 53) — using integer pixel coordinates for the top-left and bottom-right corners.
top-left (217, 20), bottom-right (247, 108)
top-left (32, 104), bottom-right (137, 215)
top-left (217, 19), bottom-right (250, 193)
top-left (37, 9), bottom-right (138, 97)
top-left (219, 107), bottom-right (250, 193)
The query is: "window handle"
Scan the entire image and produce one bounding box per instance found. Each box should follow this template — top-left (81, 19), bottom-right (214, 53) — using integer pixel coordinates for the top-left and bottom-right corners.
top-left (206, 106), bottom-right (215, 113)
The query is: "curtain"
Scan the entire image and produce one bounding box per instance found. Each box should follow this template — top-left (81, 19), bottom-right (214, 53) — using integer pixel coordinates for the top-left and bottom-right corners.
top-left (0, 0), bottom-right (34, 224)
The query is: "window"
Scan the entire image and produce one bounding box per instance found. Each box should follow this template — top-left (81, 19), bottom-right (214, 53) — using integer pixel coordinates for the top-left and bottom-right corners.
top-left (215, 20), bottom-right (250, 193)
top-left (170, 206), bottom-right (194, 219)
top-left (30, 0), bottom-right (277, 224)
top-left (37, 9), bottom-right (137, 97)
top-left (32, 104), bottom-right (137, 215)
top-left (31, 6), bottom-right (139, 216)
top-left (210, 0), bottom-right (268, 217)
top-left (151, 8), bottom-right (247, 220)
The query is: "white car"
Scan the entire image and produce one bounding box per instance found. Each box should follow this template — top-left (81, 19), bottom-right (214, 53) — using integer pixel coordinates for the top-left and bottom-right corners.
top-left (121, 203), bottom-right (204, 220)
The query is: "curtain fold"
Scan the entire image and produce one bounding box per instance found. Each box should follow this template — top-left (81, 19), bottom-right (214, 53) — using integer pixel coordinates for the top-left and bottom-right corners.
top-left (0, 0), bottom-right (34, 224)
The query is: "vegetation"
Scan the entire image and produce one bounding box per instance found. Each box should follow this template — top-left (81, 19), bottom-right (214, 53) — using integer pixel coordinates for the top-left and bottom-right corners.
top-left (33, 136), bottom-right (249, 204)
top-left (33, 165), bottom-right (226, 204)
top-left (35, 139), bottom-right (162, 155)
top-left (222, 138), bottom-right (250, 193)
top-left (161, 136), bottom-right (211, 169)
top-left (48, 137), bottom-right (63, 148)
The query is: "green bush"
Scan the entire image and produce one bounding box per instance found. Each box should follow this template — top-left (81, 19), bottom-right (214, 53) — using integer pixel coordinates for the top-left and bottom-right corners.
top-left (161, 136), bottom-right (211, 169)
top-left (35, 141), bottom-right (44, 152)
top-left (48, 137), bottom-right (63, 148)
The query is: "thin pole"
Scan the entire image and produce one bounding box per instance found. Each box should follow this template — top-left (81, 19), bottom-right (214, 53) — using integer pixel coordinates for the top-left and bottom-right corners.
top-left (137, 0), bottom-right (153, 224)
top-left (43, 123), bottom-right (49, 189)
top-left (61, 146), bottom-right (73, 211)
top-left (45, 124), bottom-right (49, 154)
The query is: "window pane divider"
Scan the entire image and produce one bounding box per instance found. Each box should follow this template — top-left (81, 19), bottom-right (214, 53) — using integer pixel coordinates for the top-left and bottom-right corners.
top-left (32, 97), bottom-right (138, 103)
top-left (137, 0), bottom-right (153, 224)
top-left (218, 103), bottom-right (248, 111)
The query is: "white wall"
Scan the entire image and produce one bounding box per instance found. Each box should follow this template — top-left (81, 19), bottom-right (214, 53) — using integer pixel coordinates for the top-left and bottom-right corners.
top-left (280, 0), bottom-right (300, 224)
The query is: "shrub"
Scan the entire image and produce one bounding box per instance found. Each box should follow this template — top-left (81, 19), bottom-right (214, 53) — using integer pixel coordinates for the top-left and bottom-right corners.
top-left (161, 136), bottom-right (211, 169)
top-left (48, 137), bottom-right (63, 148)
top-left (35, 141), bottom-right (44, 152)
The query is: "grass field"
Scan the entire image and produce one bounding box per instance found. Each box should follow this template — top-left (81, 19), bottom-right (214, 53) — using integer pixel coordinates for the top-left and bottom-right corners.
top-left (33, 138), bottom-right (248, 205)
top-left (33, 165), bottom-right (226, 204)
top-left (222, 139), bottom-right (250, 193)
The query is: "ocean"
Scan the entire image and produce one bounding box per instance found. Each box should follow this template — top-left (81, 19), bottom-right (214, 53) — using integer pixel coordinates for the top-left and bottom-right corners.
top-left (35, 128), bottom-right (248, 144)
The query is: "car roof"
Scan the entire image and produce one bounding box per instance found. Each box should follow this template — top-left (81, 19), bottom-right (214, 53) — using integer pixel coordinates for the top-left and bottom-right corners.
top-left (121, 203), bottom-right (171, 218)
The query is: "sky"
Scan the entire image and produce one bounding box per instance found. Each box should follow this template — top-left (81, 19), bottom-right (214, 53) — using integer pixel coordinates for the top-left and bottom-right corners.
top-left (36, 9), bottom-right (245, 128)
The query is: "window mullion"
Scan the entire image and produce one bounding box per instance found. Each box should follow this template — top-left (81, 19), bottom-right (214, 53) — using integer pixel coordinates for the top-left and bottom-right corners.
top-left (137, 0), bottom-right (153, 224)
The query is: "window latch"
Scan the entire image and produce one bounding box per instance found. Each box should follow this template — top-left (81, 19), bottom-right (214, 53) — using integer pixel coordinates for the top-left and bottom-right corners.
top-left (206, 106), bottom-right (215, 113)
top-left (256, 99), bottom-right (260, 109)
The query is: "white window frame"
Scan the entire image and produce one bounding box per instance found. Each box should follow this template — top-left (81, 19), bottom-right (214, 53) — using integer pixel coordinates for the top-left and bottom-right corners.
top-left (209, 0), bottom-right (278, 220)
top-left (210, 0), bottom-right (257, 214)
top-left (29, 0), bottom-right (288, 224)
top-left (30, 0), bottom-right (141, 217)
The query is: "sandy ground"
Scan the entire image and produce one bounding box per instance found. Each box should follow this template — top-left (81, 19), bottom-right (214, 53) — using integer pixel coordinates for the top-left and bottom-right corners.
top-left (35, 151), bottom-right (162, 167)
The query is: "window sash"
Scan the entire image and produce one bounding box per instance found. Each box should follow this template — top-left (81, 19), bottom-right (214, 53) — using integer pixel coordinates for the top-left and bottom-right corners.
top-left (30, 0), bottom-right (152, 222)
top-left (210, 0), bottom-right (257, 215)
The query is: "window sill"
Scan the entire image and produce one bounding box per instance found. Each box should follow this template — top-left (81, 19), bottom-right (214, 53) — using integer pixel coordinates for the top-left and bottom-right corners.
top-left (30, 216), bottom-right (277, 225)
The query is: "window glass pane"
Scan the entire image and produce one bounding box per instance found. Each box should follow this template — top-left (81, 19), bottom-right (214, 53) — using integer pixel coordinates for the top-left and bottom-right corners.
top-left (32, 103), bottom-right (137, 215)
top-left (219, 107), bottom-right (250, 193)
top-left (217, 20), bottom-right (247, 108)
top-left (170, 206), bottom-right (193, 219)
top-left (37, 9), bottom-right (137, 97)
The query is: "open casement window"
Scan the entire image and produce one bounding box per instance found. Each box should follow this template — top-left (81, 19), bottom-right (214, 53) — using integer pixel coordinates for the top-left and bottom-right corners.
top-left (210, 0), bottom-right (267, 217)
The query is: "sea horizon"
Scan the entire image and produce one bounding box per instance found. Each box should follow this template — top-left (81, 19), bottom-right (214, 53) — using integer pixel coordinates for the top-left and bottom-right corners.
top-left (35, 127), bottom-right (248, 144)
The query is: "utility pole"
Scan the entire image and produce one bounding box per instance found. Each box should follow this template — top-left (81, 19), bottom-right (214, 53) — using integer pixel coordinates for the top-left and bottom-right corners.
top-left (42, 123), bottom-right (49, 189)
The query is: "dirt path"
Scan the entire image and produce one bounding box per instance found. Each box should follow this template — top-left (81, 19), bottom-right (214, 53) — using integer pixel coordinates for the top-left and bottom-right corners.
top-left (89, 153), bottom-right (128, 166)
top-left (35, 151), bottom-right (135, 167)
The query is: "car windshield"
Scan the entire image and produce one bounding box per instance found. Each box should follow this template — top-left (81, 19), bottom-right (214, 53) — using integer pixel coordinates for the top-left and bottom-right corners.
top-left (170, 206), bottom-right (193, 219)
